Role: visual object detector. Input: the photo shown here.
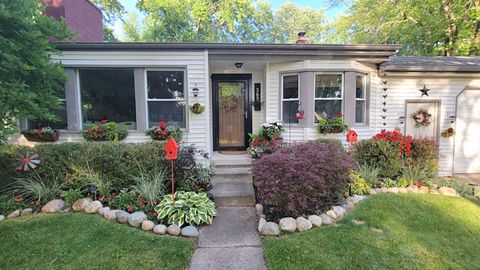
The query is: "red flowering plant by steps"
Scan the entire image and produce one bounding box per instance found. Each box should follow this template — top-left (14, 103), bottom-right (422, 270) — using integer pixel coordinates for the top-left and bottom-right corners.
top-left (146, 121), bottom-right (183, 142)
top-left (373, 130), bottom-right (413, 156)
top-left (82, 120), bottom-right (127, 142)
top-left (247, 122), bottom-right (284, 158)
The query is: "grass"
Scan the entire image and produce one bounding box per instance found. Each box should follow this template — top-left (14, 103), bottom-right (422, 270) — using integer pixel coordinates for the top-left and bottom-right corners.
top-left (0, 213), bottom-right (194, 270)
top-left (263, 194), bottom-right (480, 270)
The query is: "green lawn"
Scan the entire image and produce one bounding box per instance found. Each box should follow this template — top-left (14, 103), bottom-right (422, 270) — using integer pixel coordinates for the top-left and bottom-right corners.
top-left (263, 194), bottom-right (480, 270)
top-left (0, 213), bottom-right (194, 270)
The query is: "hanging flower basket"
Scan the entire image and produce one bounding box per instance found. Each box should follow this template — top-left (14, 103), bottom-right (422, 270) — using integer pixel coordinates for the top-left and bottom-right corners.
top-left (190, 103), bottom-right (205, 114)
top-left (441, 128), bottom-right (455, 137)
top-left (21, 127), bottom-right (59, 142)
top-left (412, 108), bottom-right (432, 127)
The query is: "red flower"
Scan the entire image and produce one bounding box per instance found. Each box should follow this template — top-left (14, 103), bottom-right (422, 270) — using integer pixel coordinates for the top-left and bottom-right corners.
top-left (127, 205), bottom-right (133, 213)
top-left (87, 128), bottom-right (93, 133)
top-left (159, 121), bottom-right (165, 129)
top-left (34, 129), bottom-right (43, 135)
top-left (336, 114), bottom-right (344, 118)
top-left (101, 120), bottom-right (107, 123)
top-left (98, 196), bottom-right (103, 202)
top-left (15, 196), bottom-right (23, 202)
top-left (152, 211), bottom-right (158, 217)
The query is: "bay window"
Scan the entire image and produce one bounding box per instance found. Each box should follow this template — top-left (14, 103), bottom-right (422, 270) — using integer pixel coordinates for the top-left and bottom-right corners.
top-left (146, 70), bottom-right (186, 128)
top-left (281, 74), bottom-right (300, 124)
top-left (79, 69), bottom-right (136, 129)
top-left (314, 73), bottom-right (343, 121)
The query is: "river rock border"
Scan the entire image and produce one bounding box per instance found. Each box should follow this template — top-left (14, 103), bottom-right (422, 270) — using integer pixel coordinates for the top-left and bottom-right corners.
top-left (0, 197), bottom-right (199, 238)
top-left (257, 185), bottom-right (460, 236)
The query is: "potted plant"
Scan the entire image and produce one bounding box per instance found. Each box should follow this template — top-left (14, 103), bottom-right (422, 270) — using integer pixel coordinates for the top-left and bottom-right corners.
top-left (441, 128), bottom-right (455, 137)
top-left (190, 103), bottom-right (205, 114)
top-left (317, 114), bottom-right (348, 134)
top-left (146, 121), bottom-right (183, 142)
top-left (82, 120), bottom-right (127, 142)
top-left (21, 127), bottom-right (59, 142)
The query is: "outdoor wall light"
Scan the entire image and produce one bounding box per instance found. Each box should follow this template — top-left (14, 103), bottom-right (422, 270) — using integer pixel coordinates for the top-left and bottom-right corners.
top-left (235, 62), bottom-right (243, 69)
top-left (448, 115), bottom-right (456, 124)
top-left (399, 116), bottom-right (405, 125)
top-left (192, 86), bottom-right (199, 97)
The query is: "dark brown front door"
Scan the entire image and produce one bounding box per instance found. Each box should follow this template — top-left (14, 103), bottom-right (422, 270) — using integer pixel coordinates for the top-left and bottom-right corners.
top-left (212, 74), bottom-right (252, 151)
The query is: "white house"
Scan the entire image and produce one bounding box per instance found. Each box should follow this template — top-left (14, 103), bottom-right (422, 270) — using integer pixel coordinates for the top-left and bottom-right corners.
top-left (12, 40), bottom-right (480, 176)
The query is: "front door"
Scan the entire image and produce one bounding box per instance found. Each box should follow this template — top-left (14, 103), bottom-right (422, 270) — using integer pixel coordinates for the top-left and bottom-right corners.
top-left (405, 101), bottom-right (440, 140)
top-left (212, 74), bottom-right (252, 151)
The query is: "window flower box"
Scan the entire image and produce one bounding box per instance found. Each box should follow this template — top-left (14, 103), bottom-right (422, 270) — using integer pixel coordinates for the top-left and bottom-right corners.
top-left (317, 114), bottom-right (348, 134)
top-left (82, 120), bottom-right (127, 142)
top-left (146, 121), bottom-right (183, 142)
top-left (21, 127), bottom-right (59, 142)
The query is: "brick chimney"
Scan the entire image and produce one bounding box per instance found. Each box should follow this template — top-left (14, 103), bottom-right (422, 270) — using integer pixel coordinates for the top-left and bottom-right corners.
top-left (295, 32), bottom-right (309, 44)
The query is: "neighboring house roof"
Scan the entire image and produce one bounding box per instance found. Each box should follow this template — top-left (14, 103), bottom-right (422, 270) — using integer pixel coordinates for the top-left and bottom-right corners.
top-left (54, 42), bottom-right (402, 63)
top-left (381, 56), bottom-right (480, 72)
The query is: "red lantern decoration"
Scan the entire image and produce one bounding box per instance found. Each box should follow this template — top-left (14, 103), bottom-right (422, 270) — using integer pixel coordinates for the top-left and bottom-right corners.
top-left (164, 137), bottom-right (179, 204)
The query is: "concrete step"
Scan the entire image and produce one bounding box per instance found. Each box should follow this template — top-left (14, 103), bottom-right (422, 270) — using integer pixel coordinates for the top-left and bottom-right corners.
top-left (213, 167), bottom-right (252, 184)
top-left (210, 182), bottom-right (255, 207)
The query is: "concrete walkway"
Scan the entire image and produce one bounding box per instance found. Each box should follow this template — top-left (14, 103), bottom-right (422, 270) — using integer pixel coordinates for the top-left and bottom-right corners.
top-left (189, 153), bottom-right (267, 270)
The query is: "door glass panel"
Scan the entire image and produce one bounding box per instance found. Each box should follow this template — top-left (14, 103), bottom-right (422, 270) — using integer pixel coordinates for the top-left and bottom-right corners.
top-left (218, 82), bottom-right (245, 148)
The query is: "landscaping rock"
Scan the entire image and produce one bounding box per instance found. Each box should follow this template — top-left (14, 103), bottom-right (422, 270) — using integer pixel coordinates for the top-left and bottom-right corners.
top-left (333, 206), bottom-right (347, 218)
top-left (104, 210), bottom-right (120, 220)
top-left (320, 214), bottom-right (333, 225)
top-left (85, 201), bottom-right (102, 214)
top-left (439, 187), bottom-right (457, 196)
top-left (346, 196), bottom-right (359, 205)
top-left (262, 222), bottom-right (280, 236)
top-left (141, 220), bottom-right (155, 231)
top-left (128, 211), bottom-right (147, 227)
top-left (419, 186), bottom-right (429, 194)
top-left (381, 187), bottom-right (388, 193)
top-left (181, 226), bottom-right (199, 237)
top-left (398, 187), bottom-right (408, 193)
top-left (430, 189), bottom-right (440, 195)
top-left (279, 217), bottom-right (296, 232)
top-left (153, 224), bottom-right (167, 235)
top-left (0, 215), bottom-right (4, 222)
top-left (21, 208), bottom-right (33, 216)
top-left (346, 201), bottom-right (355, 209)
top-left (352, 195), bottom-right (366, 201)
top-left (374, 188), bottom-right (382, 193)
top-left (98, 207), bottom-right (110, 216)
top-left (308, 215), bottom-right (322, 227)
top-left (369, 189), bottom-right (377, 195)
top-left (258, 218), bottom-right (266, 232)
top-left (167, 224), bottom-right (181, 236)
top-left (407, 185), bottom-right (419, 193)
top-left (259, 214), bottom-right (266, 219)
top-left (341, 203), bottom-right (350, 210)
top-left (326, 210), bottom-right (337, 220)
top-left (42, 199), bottom-right (65, 213)
top-left (296, 217), bottom-right (312, 232)
top-left (7, 210), bottom-right (20, 219)
top-left (72, 198), bottom-right (92, 212)
top-left (387, 187), bottom-right (399, 193)
top-left (255, 204), bottom-right (263, 215)
top-left (62, 206), bottom-right (72, 213)
top-left (116, 211), bottom-right (130, 224)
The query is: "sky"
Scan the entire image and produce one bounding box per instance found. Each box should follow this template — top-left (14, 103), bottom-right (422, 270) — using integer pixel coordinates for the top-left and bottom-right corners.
top-left (112, 0), bottom-right (346, 40)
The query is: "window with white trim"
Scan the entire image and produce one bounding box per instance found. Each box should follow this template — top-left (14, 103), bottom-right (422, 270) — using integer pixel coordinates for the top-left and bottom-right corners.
top-left (355, 75), bottom-right (367, 124)
top-left (314, 73), bottom-right (343, 121)
top-left (146, 70), bottom-right (186, 128)
top-left (281, 74), bottom-right (299, 124)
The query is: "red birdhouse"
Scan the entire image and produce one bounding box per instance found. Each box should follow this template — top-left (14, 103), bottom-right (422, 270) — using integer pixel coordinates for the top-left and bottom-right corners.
top-left (164, 137), bottom-right (179, 160)
top-left (346, 129), bottom-right (358, 143)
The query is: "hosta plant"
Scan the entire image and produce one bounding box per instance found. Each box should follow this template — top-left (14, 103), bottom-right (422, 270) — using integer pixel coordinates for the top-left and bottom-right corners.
top-left (154, 191), bottom-right (216, 227)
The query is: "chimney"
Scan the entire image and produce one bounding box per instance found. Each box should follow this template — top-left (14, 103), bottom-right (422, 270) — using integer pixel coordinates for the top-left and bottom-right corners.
top-left (295, 32), bottom-right (309, 44)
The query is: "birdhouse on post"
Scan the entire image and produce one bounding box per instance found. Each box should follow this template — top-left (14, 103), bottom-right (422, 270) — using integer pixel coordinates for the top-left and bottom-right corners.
top-left (165, 137), bottom-right (178, 160)
top-left (164, 137), bottom-right (179, 205)
top-left (346, 130), bottom-right (358, 143)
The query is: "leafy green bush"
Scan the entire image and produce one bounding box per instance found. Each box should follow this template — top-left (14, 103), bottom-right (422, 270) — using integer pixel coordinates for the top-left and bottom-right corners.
top-left (400, 164), bottom-right (428, 186)
top-left (381, 178), bottom-right (397, 188)
top-left (441, 178), bottom-right (474, 196)
top-left (354, 139), bottom-right (404, 178)
top-left (7, 173), bottom-right (64, 205)
top-left (131, 170), bottom-right (166, 206)
top-left (110, 190), bottom-right (137, 212)
top-left (154, 191), bottom-right (216, 226)
top-left (0, 195), bottom-right (29, 215)
top-left (356, 163), bottom-right (380, 187)
top-left (346, 171), bottom-right (371, 195)
top-left (408, 139), bottom-right (438, 178)
top-left (0, 142), bottom-right (210, 193)
top-left (64, 188), bottom-right (83, 206)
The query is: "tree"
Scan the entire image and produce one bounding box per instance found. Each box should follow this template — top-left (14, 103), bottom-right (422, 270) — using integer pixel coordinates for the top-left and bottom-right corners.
top-left (90, 0), bottom-right (125, 41)
top-left (123, 11), bottom-right (142, 42)
top-left (0, 0), bottom-right (71, 144)
top-left (332, 0), bottom-right (480, 56)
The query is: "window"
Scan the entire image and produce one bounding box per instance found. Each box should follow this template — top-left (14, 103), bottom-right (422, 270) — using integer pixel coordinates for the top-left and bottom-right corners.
top-left (79, 69), bottom-right (136, 129)
top-left (147, 70), bottom-right (186, 128)
top-left (314, 73), bottom-right (343, 120)
top-left (355, 75), bottom-right (367, 124)
top-left (29, 91), bottom-right (67, 130)
top-left (281, 74), bottom-right (300, 123)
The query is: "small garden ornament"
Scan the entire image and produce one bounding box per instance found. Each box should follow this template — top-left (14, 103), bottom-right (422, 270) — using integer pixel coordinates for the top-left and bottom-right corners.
top-left (164, 137), bottom-right (179, 205)
top-left (17, 152), bottom-right (40, 171)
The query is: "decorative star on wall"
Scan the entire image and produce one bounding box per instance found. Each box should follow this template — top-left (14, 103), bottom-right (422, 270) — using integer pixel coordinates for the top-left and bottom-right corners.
top-left (419, 85), bottom-right (430, 97)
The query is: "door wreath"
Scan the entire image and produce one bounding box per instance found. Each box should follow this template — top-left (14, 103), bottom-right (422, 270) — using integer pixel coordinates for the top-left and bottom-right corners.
top-left (411, 108), bottom-right (432, 127)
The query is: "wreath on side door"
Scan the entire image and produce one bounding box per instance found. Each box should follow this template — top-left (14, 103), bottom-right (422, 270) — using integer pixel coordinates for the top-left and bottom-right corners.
top-left (412, 108), bottom-right (432, 127)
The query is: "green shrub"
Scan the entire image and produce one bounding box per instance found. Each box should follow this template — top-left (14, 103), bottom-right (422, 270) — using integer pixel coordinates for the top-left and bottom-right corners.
top-left (0, 195), bottom-right (29, 215)
top-left (7, 173), bottom-right (64, 205)
top-left (0, 142), bottom-right (209, 193)
top-left (64, 188), bottom-right (83, 206)
top-left (356, 163), bottom-right (380, 187)
top-left (346, 171), bottom-right (371, 195)
top-left (131, 170), bottom-right (166, 206)
top-left (381, 178), bottom-right (397, 188)
top-left (408, 139), bottom-right (438, 178)
top-left (441, 178), bottom-right (474, 196)
top-left (354, 139), bottom-right (404, 178)
top-left (400, 164), bottom-right (428, 185)
top-left (397, 178), bottom-right (409, 188)
top-left (154, 191), bottom-right (216, 226)
top-left (110, 190), bottom-right (137, 211)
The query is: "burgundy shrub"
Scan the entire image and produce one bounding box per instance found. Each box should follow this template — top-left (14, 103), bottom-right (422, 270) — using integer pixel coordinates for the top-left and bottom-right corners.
top-left (253, 141), bottom-right (351, 220)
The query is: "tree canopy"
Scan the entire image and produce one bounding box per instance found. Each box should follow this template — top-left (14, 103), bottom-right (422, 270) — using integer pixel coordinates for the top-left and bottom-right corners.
top-left (0, 0), bottom-right (71, 143)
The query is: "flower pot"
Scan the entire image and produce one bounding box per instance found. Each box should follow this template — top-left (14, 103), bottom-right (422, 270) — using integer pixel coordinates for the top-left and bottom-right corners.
top-left (22, 131), bottom-right (59, 142)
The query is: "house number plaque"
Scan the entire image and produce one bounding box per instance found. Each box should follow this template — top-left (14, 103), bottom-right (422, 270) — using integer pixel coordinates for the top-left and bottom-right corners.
top-left (254, 83), bottom-right (261, 111)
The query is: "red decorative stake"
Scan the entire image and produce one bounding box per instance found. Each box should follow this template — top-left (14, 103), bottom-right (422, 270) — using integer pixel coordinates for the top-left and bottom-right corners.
top-left (164, 137), bottom-right (179, 205)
